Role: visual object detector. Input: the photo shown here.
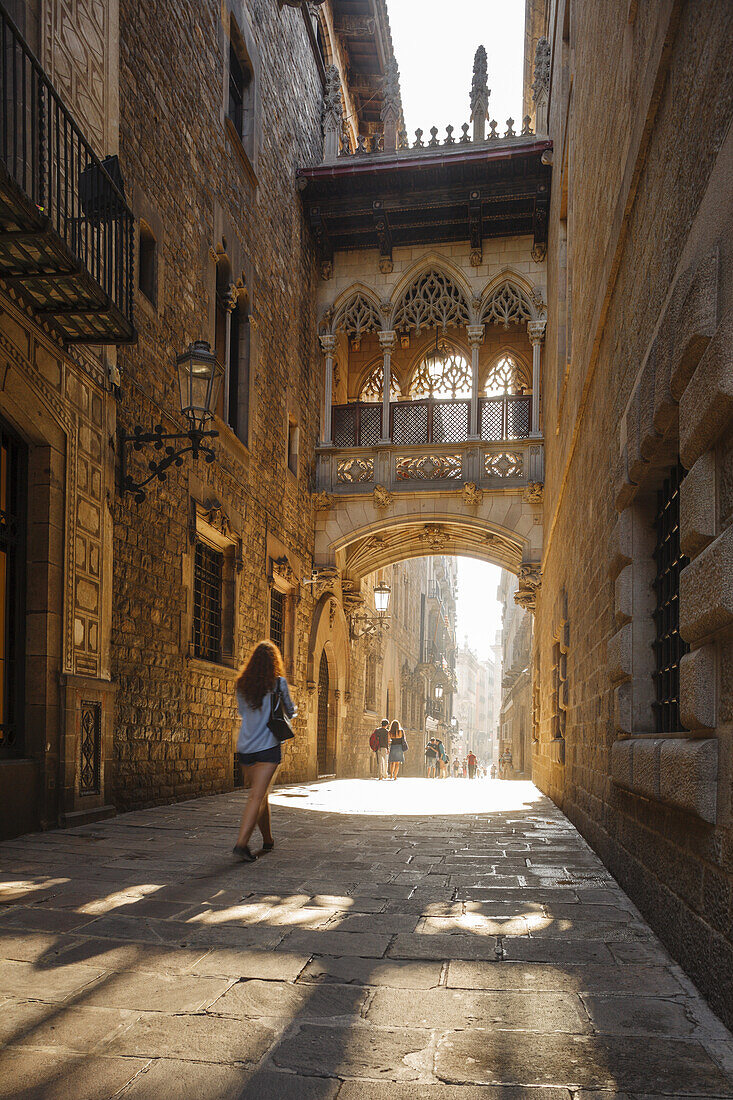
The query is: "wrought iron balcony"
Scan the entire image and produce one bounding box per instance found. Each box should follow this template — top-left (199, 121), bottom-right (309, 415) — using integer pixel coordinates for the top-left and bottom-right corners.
top-left (0, 6), bottom-right (135, 344)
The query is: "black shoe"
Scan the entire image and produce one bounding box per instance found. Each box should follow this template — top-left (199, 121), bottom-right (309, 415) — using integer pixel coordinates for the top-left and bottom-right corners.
top-left (260, 841), bottom-right (274, 853)
top-left (232, 844), bottom-right (257, 862)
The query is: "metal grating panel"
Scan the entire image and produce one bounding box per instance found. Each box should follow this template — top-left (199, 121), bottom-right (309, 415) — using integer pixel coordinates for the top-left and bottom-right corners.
top-left (360, 404), bottom-right (382, 446)
top-left (480, 399), bottom-right (504, 441)
top-left (193, 542), bottom-right (223, 663)
top-left (270, 588), bottom-right (285, 653)
top-left (652, 462), bottom-right (689, 734)
top-left (79, 701), bottom-right (102, 795)
top-left (506, 396), bottom-right (531, 439)
top-left (432, 401), bottom-right (469, 443)
top-left (392, 402), bottom-right (429, 445)
top-left (331, 405), bottom-right (358, 448)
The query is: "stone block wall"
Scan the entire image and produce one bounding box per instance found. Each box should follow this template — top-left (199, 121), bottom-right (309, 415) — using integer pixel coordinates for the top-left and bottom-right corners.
top-left (111, 0), bottom-right (332, 808)
top-left (534, 0), bottom-right (733, 1026)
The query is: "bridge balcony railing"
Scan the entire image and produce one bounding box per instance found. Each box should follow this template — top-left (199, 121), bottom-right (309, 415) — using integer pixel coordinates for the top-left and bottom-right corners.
top-left (330, 396), bottom-right (532, 448)
top-left (316, 437), bottom-right (544, 494)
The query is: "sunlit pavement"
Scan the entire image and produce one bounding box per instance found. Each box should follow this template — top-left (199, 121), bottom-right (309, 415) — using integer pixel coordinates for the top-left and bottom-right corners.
top-left (1, 780), bottom-right (732, 1098)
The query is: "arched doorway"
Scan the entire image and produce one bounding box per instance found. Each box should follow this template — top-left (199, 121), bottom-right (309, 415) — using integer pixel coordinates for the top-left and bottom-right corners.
top-left (317, 650), bottom-right (331, 775)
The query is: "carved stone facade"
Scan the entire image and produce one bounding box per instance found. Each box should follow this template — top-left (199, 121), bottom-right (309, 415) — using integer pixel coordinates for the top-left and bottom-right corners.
top-left (531, 0), bottom-right (733, 1028)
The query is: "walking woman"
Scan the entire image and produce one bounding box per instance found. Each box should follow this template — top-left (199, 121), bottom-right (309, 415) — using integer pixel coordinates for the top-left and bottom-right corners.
top-left (232, 641), bottom-right (296, 862)
top-left (388, 719), bottom-right (408, 779)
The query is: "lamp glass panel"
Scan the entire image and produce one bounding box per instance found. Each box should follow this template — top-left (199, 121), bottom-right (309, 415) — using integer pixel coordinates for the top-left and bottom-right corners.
top-left (374, 584), bottom-right (390, 613)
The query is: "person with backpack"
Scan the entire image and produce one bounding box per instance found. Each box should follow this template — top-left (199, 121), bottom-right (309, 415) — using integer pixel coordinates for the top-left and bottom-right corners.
top-left (370, 718), bottom-right (390, 780)
top-left (232, 640), bottom-right (296, 862)
top-left (425, 737), bottom-right (438, 778)
top-left (388, 720), bottom-right (408, 779)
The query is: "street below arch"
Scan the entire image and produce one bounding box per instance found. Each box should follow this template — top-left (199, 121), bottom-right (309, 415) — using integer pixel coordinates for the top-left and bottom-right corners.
top-left (0, 780), bottom-right (731, 1096)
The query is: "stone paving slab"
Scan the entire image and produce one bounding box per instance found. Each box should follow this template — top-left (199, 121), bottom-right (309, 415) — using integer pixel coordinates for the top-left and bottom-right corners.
top-left (0, 777), bottom-right (731, 1098)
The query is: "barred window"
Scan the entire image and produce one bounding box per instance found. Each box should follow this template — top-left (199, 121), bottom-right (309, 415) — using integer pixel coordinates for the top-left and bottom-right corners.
top-left (193, 542), bottom-right (223, 663)
top-left (270, 588), bottom-right (285, 653)
top-left (652, 462), bottom-right (689, 734)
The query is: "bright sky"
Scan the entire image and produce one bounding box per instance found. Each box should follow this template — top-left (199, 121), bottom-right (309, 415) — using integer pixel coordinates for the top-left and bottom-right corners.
top-left (383, 2), bottom-right (523, 661)
top-left (455, 559), bottom-right (503, 663)
top-left (387, 0), bottom-right (526, 139)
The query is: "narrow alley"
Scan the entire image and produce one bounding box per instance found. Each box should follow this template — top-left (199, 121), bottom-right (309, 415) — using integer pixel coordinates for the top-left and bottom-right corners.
top-left (0, 779), bottom-right (731, 1098)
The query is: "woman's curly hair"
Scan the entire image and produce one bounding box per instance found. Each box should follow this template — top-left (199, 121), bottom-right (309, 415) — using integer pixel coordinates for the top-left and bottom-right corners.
top-left (236, 641), bottom-right (284, 708)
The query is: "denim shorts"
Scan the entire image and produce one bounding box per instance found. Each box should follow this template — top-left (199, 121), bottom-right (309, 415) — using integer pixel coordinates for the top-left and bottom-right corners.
top-left (237, 745), bottom-right (282, 766)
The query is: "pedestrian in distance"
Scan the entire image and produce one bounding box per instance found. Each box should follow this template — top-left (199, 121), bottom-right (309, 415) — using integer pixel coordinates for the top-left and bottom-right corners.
top-left (467, 750), bottom-right (478, 779)
top-left (425, 737), bottom-right (438, 778)
top-left (388, 719), bottom-right (408, 779)
top-left (452, 758), bottom-right (461, 778)
top-left (490, 763), bottom-right (497, 779)
top-left (232, 640), bottom-right (296, 862)
top-left (435, 738), bottom-right (448, 778)
top-left (369, 718), bottom-right (390, 780)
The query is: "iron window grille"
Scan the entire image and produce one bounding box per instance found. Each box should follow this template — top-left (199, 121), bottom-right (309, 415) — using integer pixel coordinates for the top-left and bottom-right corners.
top-left (193, 541), bottom-right (223, 663)
top-left (270, 588), bottom-right (285, 653)
top-left (652, 462), bottom-right (689, 734)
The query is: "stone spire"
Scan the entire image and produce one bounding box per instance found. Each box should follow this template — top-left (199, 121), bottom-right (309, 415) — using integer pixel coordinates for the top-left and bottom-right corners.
top-left (531, 37), bottom-right (551, 136)
top-left (323, 65), bottom-right (343, 163)
top-left (470, 45), bottom-right (490, 142)
top-left (380, 57), bottom-right (401, 153)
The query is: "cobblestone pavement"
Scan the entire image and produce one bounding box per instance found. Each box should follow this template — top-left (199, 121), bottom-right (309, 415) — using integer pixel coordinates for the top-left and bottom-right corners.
top-left (1, 777), bottom-right (732, 1099)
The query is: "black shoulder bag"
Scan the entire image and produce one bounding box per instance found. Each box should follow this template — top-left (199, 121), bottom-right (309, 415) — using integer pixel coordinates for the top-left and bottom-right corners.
top-left (267, 683), bottom-right (294, 743)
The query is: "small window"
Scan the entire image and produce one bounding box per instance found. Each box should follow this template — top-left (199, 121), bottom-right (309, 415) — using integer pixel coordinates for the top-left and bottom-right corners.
top-left (287, 419), bottom-right (299, 476)
top-left (227, 21), bottom-right (254, 153)
top-left (138, 220), bottom-right (156, 306)
top-left (364, 654), bottom-right (377, 712)
top-left (652, 462), bottom-right (689, 734)
top-left (193, 542), bottom-right (223, 663)
top-left (270, 588), bottom-right (285, 653)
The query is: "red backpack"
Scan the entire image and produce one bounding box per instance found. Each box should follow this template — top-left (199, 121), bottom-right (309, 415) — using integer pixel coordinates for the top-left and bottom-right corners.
top-left (369, 730), bottom-right (380, 751)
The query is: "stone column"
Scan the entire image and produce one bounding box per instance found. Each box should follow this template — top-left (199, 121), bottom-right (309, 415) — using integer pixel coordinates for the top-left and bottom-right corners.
top-left (527, 320), bottom-right (546, 437)
top-left (378, 330), bottom-right (396, 443)
top-left (467, 324), bottom-right (485, 439)
top-left (319, 333), bottom-right (337, 445)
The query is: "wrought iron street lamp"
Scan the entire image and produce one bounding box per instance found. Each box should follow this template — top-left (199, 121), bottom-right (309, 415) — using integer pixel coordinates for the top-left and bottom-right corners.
top-left (350, 580), bottom-right (391, 639)
top-left (121, 340), bottom-right (223, 503)
top-left (434, 684), bottom-right (444, 700)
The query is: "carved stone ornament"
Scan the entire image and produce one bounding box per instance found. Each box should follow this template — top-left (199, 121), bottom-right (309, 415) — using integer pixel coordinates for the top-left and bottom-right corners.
top-left (531, 243), bottom-right (547, 264)
top-left (514, 563), bottom-right (542, 612)
top-left (379, 256), bottom-right (394, 275)
top-left (419, 524), bottom-right (450, 551)
top-left (272, 555), bottom-right (294, 583)
top-left (373, 484), bottom-right (394, 508)
top-left (380, 58), bottom-right (401, 123)
top-left (313, 491), bottom-right (335, 510)
top-left (531, 37), bottom-right (551, 106)
top-left (470, 248), bottom-right (482, 268)
top-left (314, 566), bottom-right (341, 600)
top-left (470, 45), bottom-right (490, 120)
top-left (329, 599), bottom-right (337, 629)
top-left (321, 259), bottom-right (333, 281)
top-left (523, 481), bottom-right (544, 504)
top-left (306, 680), bottom-right (317, 694)
top-left (204, 500), bottom-right (232, 537)
top-left (462, 482), bottom-right (483, 506)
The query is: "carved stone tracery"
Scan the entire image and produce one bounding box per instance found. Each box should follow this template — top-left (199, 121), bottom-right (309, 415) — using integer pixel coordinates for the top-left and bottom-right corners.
top-left (481, 282), bottom-right (534, 328)
top-left (331, 293), bottom-right (382, 337)
top-left (393, 270), bottom-right (471, 333)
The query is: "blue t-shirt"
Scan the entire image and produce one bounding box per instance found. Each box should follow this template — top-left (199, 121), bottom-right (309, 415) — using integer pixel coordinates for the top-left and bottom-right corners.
top-left (236, 676), bottom-right (296, 754)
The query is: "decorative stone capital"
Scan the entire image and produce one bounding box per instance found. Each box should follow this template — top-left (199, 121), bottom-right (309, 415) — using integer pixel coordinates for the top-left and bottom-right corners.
top-left (378, 330), bottom-right (397, 352)
top-left (313, 491), bottom-right (334, 510)
top-left (373, 484), bottom-right (393, 508)
top-left (522, 481), bottom-right (544, 504)
top-left (466, 324), bottom-right (485, 348)
top-left (514, 562), bottom-right (542, 612)
top-left (223, 282), bottom-right (238, 312)
top-left (527, 320), bottom-right (547, 346)
top-left (319, 333), bottom-right (337, 355)
top-left (461, 482), bottom-right (483, 506)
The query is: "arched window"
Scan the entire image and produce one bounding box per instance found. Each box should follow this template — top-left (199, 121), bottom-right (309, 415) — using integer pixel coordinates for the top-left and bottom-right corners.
top-left (482, 354), bottom-right (527, 396)
top-left (409, 343), bottom-right (472, 399)
top-left (358, 362), bottom-right (402, 402)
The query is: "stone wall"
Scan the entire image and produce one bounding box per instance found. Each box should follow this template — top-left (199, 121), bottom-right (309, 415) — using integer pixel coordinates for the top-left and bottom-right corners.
top-left (535, 0), bottom-right (733, 1026)
top-left (111, 0), bottom-right (328, 808)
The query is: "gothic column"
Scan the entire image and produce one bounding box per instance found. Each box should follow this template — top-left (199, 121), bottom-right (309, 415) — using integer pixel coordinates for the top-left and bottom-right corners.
top-left (527, 321), bottom-right (546, 438)
top-left (319, 333), bottom-right (337, 445)
top-left (378, 330), bottom-right (396, 443)
top-left (467, 324), bottom-right (485, 439)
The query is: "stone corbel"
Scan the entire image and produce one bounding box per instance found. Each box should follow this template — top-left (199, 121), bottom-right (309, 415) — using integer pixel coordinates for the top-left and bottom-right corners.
top-left (514, 562), bottom-right (542, 612)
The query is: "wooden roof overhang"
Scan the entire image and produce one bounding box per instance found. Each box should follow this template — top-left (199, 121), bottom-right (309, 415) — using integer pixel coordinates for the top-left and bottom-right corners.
top-left (298, 139), bottom-right (552, 266)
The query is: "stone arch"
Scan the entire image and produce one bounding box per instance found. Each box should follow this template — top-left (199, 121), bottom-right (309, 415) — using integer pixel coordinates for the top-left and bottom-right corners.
top-left (480, 347), bottom-right (532, 394)
top-left (390, 259), bottom-right (473, 333)
top-left (307, 595), bottom-right (350, 778)
top-left (327, 284), bottom-right (383, 336)
top-left (479, 271), bottom-right (545, 325)
top-left (354, 355), bottom-right (404, 402)
top-left (403, 333), bottom-right (472, 399)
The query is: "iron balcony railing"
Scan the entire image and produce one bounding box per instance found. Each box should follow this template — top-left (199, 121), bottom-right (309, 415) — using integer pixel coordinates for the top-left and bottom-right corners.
top-left (0, 4), bottom-right (134, 332)
top-left (331, 395), bottom-right (531, 448)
